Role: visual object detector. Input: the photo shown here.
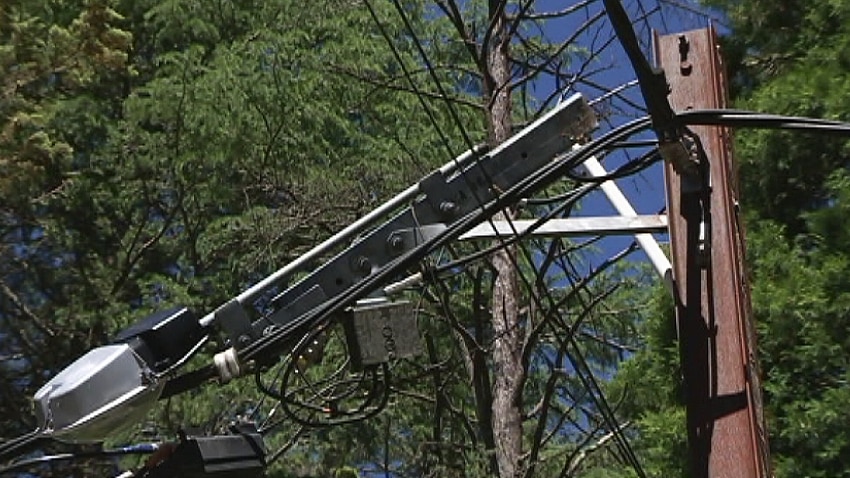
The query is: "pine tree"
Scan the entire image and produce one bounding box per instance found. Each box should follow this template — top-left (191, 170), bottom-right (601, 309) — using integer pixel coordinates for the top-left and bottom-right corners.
top-left (615, 1), bottom-right (850, 476)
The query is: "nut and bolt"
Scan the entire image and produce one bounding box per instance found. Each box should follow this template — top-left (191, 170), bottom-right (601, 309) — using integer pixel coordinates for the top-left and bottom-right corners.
top-left (439, 201), bottom-right (459, 216)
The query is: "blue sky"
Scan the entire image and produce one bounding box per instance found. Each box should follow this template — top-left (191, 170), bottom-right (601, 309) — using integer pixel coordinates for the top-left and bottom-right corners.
top-left (523, 0), bottom-right (726, 274)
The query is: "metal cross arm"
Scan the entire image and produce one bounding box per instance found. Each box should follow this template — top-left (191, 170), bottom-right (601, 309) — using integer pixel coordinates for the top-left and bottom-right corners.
top-left (203, 93), bottom-right (596, 363)
top-left (13, 93), bottom-right (597, 450)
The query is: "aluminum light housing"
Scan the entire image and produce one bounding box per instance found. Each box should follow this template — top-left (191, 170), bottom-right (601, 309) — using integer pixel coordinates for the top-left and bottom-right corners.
top-left (33, 343), bottom-right (163, 443)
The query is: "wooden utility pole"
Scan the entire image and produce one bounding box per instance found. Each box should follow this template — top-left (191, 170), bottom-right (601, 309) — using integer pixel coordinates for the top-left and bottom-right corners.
top-left (655, 26), bottom-right (771, 478)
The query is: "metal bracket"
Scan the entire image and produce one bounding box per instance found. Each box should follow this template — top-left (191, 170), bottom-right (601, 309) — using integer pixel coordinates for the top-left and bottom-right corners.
top-left (231, 93), bottom-right (596, 348)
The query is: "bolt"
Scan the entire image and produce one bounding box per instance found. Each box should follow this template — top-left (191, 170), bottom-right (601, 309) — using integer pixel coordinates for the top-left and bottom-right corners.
top-left (439, 201), bottom-right (459, 216)
top-left (355, 256), bottom-right (371, 274)
top-left (388, 234), bottom-right (404, 251)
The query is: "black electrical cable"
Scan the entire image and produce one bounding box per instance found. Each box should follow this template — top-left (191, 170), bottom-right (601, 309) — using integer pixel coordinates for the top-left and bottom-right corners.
top-left (565, 147), bottom-right (662, 183)
top-left (368, 0), bottom-right (540, 324)
top-left (232, 115), bottom-right (655, 368)
top-left (253, 321), bottom-right (390, 428)
top-left (369, 10), bottom-right (652, 427)
top-left (524, 144), bottom-right (660, 207)
top-left (602, 0), bottom-right (678, 140)
top-left (388, 1), bottom-right (628, 364)
top-left (12, 4), bottom-right (850, 474)
top-left (523, 182), bottom-right (594, 206)
top-left (544, 243), bottom-right (646, 475)
top-left (0, 443), bottom-right (159, 475)
top-left (513, 245), bottom-right (638, 472)
top-left (0, 430), bottom-right (42, 463)
top-left (608, 139), bottom-right (659, 149)
top-left (157, 114), bottom-right (655, 407)
top-left (678, 109), bottom-right (850, 135)
top-left (387, 0), bottom-right (479, 153)
top-left (429, 183), bottom-right (592, 277)
top-left (438, 148), bottom-right (646, 477)
top-left (170, 115), bottom-right (658, 458)
top-left (571, 335), bottom-right (643, 472)
top-left (385, 0), bottom-right (555, 303)
top-left (361, 0), bottom-right (461, 167)
top-left (276, 363), bottom-right (389, 428)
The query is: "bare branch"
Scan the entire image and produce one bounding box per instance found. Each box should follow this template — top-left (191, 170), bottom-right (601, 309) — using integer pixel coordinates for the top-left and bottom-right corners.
top-left (564, 422), bottom-right (632, 476)
top-left (327, 66), bottom-right (484, 110)
top-left (436, 0), bottom-right (486, 73)
top-left (509, 9), bottom-right (606, 93)
top-left (0, 280), bottom-right (56, 338)
top-left (586, 78), bottom-right (644, 110)
top-left (510, 0), bottom-right (598, 21)
top-left (578, 331), bottom-right (640, 353)
top-left (505, 0), bottom-right (537, 42)
top-left (522, 347), bottom-right (566, 478)
top-left (657, 0), bottom-right (728, 27)
top-left (480, 0), bottom-right (510, 61)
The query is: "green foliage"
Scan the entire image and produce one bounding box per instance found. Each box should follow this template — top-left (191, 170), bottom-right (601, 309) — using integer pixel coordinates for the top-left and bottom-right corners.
top-left (609, 286), bottom-right (687, 478)
top-left (714, 0), bottom-right (850, 474)
top-left (742, 215), bottom-right (850, 477)
top-left (1, 0), bottom-right (484, 475)
top-left (0, 2), bottom-right (703, 477)
top-left (1, 0), bottom-right (136, 437)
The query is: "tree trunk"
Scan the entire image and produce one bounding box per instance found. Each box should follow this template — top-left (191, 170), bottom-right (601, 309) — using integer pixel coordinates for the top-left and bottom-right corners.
top-left (485, 3), bottom-right (523, 477)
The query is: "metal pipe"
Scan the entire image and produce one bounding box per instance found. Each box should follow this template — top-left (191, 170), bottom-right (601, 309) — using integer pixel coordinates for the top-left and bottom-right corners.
top-left (579, 150), bottom-right (673, 292)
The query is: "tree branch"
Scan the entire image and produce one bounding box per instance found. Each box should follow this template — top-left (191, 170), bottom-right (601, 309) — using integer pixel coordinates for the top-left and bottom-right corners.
top-left (435, 0), bottom-right (486, 74)
top-left (328, 66), bottom-right (484, 110)
top-left (0, 280), bottom-right (56, 338)
top-left (509, 0), bottom-right (598, 21)
top-left (509, 9), bottom-right (606, 92)
top-left (563, 421), bottom-right (632, 476)
top-left (481, 0), bottom-right (510, 64)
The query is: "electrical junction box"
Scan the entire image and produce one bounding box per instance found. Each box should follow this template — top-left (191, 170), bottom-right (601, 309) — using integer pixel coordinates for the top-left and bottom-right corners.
top-left (343, 299), bottom-right (423, 370)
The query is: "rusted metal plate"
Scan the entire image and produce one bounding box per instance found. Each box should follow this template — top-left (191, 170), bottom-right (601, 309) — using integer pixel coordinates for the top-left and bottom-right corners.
top-left (655, 26), bottom-right (770, 478)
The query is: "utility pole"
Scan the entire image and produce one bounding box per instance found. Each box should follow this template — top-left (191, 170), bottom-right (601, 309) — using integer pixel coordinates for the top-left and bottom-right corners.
top-left (655, 26), bottom-right (771, 478)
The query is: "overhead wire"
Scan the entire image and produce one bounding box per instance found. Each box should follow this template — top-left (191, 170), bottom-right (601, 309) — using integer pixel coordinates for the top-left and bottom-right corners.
top-left (365, 0), bottom-right (533, 304)
top-left (254, 320), bottom-right (389, 429)
top-left (0, 430), bottom-right (42, 463)
top-left (361, 0), bottom-right (460, 163)
top-left (237, 109), bottom-right (653, 375)
top-left (542, 240), bottom-right (645, 473)
top-left (374, 22), bottom-right (653, 471)
top-left (377, 2), bottom-right (615, 425)
top-left (428, 143), bottom-right (659, 277)
top-left (252, 0), bottom-right (501, 422)
top-left (0, 443), bottom-right (159, 476)
top-left (678, 109), bottom-right (850, 134)
top-left (11, 1), bottom-right (850, 474)
top-left (115, 0), bottom-right (850, 472)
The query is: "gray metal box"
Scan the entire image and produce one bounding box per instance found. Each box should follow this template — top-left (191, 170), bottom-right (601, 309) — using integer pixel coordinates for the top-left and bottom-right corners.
top-left (343, 300), bottom-right (422, 370)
